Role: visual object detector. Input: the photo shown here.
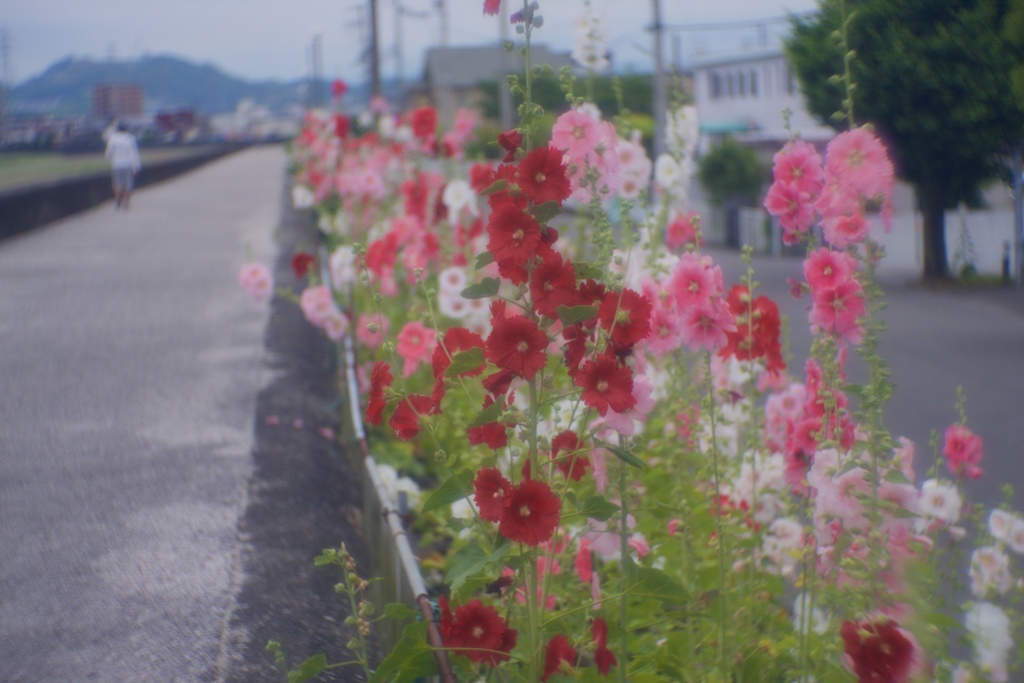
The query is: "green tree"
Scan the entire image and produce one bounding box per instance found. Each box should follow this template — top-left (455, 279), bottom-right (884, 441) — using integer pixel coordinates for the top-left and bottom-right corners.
top-left (786, 0), bottom-right (1024, 279)
top-left (697, 136), bottom-right (765, 207)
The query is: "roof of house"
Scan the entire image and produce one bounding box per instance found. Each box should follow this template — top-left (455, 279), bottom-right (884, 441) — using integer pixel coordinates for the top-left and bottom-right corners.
top-left (691, 47), bottom-right (786, 70)
top-left (423, 43), bottom-right (575, 88)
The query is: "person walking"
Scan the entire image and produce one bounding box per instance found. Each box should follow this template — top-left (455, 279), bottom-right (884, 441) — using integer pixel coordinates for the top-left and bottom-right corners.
top-left (105, 123), bottom-right (141, 210)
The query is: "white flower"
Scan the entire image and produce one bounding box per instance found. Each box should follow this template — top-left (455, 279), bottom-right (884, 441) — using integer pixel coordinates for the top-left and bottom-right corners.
top-left (917, 479), bottom-right (962, 528)
top-left (571, 10), bottom-right (610, 73)
top-left (357, 109), bottom-right (374, 129)
top-left (666, 105), bottom-right (700, 159)
top-left (792, 592), bottom-right (828, 635)
top-left (970, 545), bottom-right (1013, 597)
top-left (1008, 515), bottom-right (1024, 555)
top-left (989, 508), bottom-right (1014, 543)
top-left (654, 154), bottom-right (681, 190)
top-left (329, 246), bottom-right (357, 288)
top-left (394, 476), bottom-right (422, 509)
top-left (291, 184), bottom-right (314, 209)
top-left (965, 602), bottom-right (1013, 683)
top-left (377, 114), bottom-right (396, 139)
top-left (442, 179), bottom-right (478, 217)
top-left (438, 266), bottom-right (468, 296)
top-left (438, 287), bottom-right (472, 320)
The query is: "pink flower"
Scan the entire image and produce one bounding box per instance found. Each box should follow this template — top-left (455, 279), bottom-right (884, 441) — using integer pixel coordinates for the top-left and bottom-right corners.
top-left (771, 139), bottom-right (824, 196)
top-left (678, 300), bottom-right (736, 352)
top-left (803, 248), bottom-right (857, 294)
top-left (357, 312), bottom-right (389, 351)
top-left (943, 424), bottom-right (983, 480)
top-left (396, 321), bottom-right (437, 378)
top-left (551, 109), bottom-right (601, 161)
top-left (809, 278), bottom-right (865, 344)
top-left (238, 262), bottom-right (272, 302)
top-left (822, 211), bottom-right (870, 249)
top-left (665, 211), bottom-right (702, 250)
top-left (764, 182), bottom-right (815, 243)
top-left (300, 285), bottom-right (339, 327)
top-left (669, 252), bottom-right (719, 312)
top-left (575, 538), bottom-right (593, 583)
top-left (824, 127), bottom-right (894, 202)
top-left (628, 535), bottom-right (650, 559)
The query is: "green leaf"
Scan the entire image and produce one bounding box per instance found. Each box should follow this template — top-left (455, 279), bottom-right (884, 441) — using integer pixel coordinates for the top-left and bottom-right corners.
top-left (421, 470), bottom-right (474, 514)
top-left (602, 443), bottom-right (646, 469)
top-left (383, 602), bottom-right (421, 620)
top-left (446, 543), bottom-right (492, 592)
top-left (576, 495), bottom-right (620, 521)
top-left (480, 179), bottom-right (508, 195)
top-left (461, 277), bottom-right (500, 300)
top-left (574, 261), bottom-right (603, 281)
top-left (369, 622), bottom-right (438, 683)
top-left (288, 654), bottom-right (328, 683)
top-left (884, 469), bottom-right (911, 485)
top-left (556, 304), bottom-right (599, 327)
top-left (445, 347), bottom-right (486, 377)
top-left (468, 400), bottom-right (504, 429)
top-left (630, 567), bottom-right (688, 604)
top-left (529, 200), bottom-right (561, 225)
top-left (475, 251), bottom-right (494, 269)
top-left (313, 549), bottom-right (337, 567)
top-left (621, 553), bottom-right (638, 581)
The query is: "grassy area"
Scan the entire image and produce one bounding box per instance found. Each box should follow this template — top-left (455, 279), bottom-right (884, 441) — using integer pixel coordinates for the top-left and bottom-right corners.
top-left (0, 147), bottom-right (218, 192)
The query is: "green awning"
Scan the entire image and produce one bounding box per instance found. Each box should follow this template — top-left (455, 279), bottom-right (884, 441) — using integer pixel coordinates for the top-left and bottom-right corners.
top-left (701, 120), bottom-right (750, 134)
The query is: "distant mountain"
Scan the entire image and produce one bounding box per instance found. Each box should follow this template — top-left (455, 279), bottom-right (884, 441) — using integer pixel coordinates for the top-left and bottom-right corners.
top-left (8, 54), bottom-right (323, 116)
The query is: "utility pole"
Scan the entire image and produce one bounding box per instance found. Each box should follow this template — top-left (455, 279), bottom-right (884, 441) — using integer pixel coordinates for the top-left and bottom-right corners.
top-left (311, 33), bottom-right (323, 108)
top-left (436, 0), bottom-right (450, 47)
top-left (1014, 144), bottom-right (1024, 286)
top-left (650, 0), bottom-right (668, 157)
top-left (393, 2), bottom-right (430, 99)
top-left (0, 26), bottom-right (9, 145)
top-left (369, 0), bottom-right (381, 97)
top-left (498, 0), bottom-right (513, 129)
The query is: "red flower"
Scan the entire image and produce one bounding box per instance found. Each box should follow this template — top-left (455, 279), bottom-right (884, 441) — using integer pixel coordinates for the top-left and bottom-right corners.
top-left (575, 355), bottom-right (636, 416)
top-left (516, 145), bottom-right (571, 206)
top-left (497, 129), bottom-right (523, 162)
top-left (366, 361), bottom-right (393, 425)
top-left (474, 467), bottom-right (513, 522)
top-left (410, 106), bottom-right (437, 139)
top-left (840, 618), bottom-right (916, 683)
top-left (431, 327), bottom-right (486, 407)
top-left (552, 430), bottom-right (589, 481)
top-left (291, 252), bottom-right (316, 279)
top-left (332, 113), bottom-right (350, 140)
top-left (486, 315), bottom-right (548, 380)
top-left (530, 250), bottom-right (582, 319)
top-left (597, 288), bottom-right (652, 350)
top-left (467, 396), bottom-right (510, 449)
top-left (470, 162), bottom-right (497, 194)
top-left (943, 424), bottom-right (984, 480)
top-left (487, 202), bottom-right (542, 269)
top-left (542, 634), bottom-right (576, 682)
top-left (719, 284), bottom-right (785, 374)
top-left (498, 479), bottom-right (561, 545)
top-left (439, 596), bottom-right (515, 665)
top-left (592, 618), bottom-right (617, 675)
top-left (388, 394), bottom-right (434, 440)
top-left (482, 368), bottom-right (516, 397)
top-left (331, 78), bottom-right (348, 98)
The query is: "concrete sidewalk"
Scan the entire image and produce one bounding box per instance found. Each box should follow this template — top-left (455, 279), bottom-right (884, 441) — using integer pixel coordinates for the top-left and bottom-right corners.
top-left (0, 145), bottom-right (366, 681)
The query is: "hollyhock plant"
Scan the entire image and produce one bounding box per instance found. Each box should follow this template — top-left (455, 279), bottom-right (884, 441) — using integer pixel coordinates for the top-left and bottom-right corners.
top-left (238, 262), bottom-right (272, 302)
top-left (280, 36), bottom-right (1023, 683)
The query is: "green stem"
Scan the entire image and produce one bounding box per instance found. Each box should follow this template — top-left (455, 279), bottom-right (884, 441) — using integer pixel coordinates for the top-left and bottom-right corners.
top-left (705, 351), bottom-right (729, 680)
top-left (618, 456), bottom-right (629, 683)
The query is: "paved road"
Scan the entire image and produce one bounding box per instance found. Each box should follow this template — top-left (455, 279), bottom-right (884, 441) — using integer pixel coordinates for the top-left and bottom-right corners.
top-left (712, 246), bottom-right (1024, 506)
top-left (0, 147), bottom-right (280, 681)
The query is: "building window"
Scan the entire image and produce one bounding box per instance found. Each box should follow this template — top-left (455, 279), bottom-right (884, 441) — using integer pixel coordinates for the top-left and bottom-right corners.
top-left (786, 65), bottom-right (798, 95)
top-left (711, 72), bottom-right (721, 99)
top-left (727, 72), bottom-right (734, 98)
top-left (750, 69), bottom-right (758, 97)
top-left (738, 71), bottom-right (746, 97)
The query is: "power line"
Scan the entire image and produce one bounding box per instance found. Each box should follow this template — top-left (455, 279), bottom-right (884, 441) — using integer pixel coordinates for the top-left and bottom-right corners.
top-left (661, 10), bottom-right (817, 32)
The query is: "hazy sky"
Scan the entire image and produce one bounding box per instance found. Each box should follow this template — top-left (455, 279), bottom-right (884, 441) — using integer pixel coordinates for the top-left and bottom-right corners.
top-left (4, 0), bottom-right (820, 85)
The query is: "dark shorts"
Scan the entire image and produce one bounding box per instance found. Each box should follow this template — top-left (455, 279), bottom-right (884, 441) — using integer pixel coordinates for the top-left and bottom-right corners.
top-left (112, 167), bottom-right (135, 192)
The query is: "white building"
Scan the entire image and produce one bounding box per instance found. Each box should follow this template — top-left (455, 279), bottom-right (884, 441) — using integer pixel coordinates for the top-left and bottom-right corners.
top-left (692, 48), bottom-right (834, 150)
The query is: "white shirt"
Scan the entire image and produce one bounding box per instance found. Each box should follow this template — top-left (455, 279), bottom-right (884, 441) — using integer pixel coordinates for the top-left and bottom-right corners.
top-left (105, 132), bottom-right (140, 172)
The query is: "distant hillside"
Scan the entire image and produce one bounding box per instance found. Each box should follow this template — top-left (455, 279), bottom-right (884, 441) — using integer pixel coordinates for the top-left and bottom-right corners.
top-left (9, 54), bottom-right (320, 115)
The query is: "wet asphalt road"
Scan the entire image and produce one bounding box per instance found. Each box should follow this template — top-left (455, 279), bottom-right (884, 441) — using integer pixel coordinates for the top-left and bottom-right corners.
top-left (0, 146), bottom-right (367, 682)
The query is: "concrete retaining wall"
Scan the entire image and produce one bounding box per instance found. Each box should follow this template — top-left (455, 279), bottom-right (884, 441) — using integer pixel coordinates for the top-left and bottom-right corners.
top-left (0, 144), bottom-right (250, 241)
